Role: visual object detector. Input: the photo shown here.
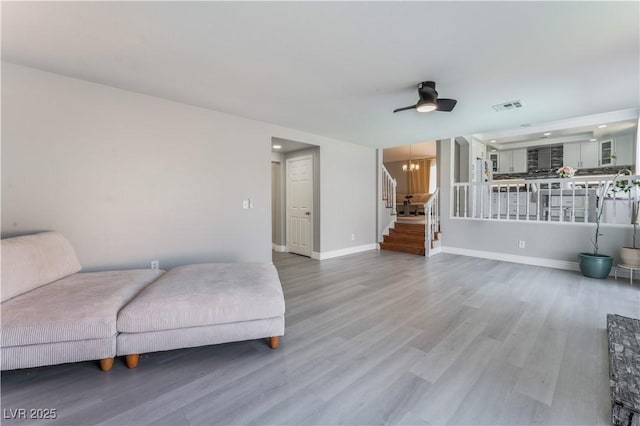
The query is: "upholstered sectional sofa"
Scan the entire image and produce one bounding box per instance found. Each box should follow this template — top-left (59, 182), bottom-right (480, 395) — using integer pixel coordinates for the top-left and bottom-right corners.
top-left (1, 232), bottom-right (285, 371)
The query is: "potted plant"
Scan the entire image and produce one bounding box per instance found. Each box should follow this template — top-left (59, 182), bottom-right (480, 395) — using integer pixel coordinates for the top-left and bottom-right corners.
top-left (577, 169), bottom-right (629, 278)
top-left (610, 169), bottom-right (640, 266)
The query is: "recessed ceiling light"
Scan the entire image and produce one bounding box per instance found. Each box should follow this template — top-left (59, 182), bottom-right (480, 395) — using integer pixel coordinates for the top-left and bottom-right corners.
top-left (490, 140), bottom-right (496, 143)
top-left (590, 138), bottom-right (597, 142)
top-left (543, 132), bottom-right (551, 136)
top-left (598, 125), bottom-right (607, 128)
top-left (272, 145), bottom-right (282, 149)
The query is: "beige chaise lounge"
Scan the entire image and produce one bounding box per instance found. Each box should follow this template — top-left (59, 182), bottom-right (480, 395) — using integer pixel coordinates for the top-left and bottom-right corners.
top-left (1, 232), bottom-right (285, 371)
top-left (1, 232), bottom-right (162, 371)
top-left (116, 262), bottom-right (285, 368)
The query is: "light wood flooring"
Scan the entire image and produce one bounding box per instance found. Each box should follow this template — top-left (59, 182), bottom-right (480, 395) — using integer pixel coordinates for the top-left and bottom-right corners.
top-left (2, 250), bottom-right (639, 425)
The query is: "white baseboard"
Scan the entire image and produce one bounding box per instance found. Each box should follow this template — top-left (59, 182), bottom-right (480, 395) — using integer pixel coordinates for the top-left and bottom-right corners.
top-left (272, 244), bottom-right (288, 252)
top-left (311, 244), bottom-right (378, 260)
top-left (428, 246), bottom-right (442, 257)
top-left (441, 246), bottom-right (580, 272)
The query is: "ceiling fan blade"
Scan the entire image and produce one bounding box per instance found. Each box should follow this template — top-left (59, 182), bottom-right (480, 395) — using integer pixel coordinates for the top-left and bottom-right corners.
top-left (436, 98), bottom-right (457, 112)
top-left (393, 105), bottom-right (417, 113)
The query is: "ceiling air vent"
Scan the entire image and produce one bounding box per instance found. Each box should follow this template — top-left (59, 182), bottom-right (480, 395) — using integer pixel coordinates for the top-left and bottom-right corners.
top-left (492, 100), bottom-right (525, 112)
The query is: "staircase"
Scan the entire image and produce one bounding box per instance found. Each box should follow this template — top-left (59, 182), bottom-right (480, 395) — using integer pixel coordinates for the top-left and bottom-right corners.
top-left (380, 222), bottom-right (441, 256)
top-left (378, 187), bottom-right (441, 257)
top-left (380, 222), bottom-right (426, 255)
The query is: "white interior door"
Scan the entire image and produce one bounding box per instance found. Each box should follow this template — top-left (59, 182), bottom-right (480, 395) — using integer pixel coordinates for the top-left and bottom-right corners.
top-left (286, 155), bottom-right (313, 257)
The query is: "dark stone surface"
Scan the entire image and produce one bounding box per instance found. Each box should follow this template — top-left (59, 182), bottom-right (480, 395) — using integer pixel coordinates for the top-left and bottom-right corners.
top-left (607, 314), bottom-right (640, 426)
top-left (495, 165), bottom-right (624, 180)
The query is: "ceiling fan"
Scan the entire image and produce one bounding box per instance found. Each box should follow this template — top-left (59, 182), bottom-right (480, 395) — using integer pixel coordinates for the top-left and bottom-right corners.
top-left (393, 81), bottom-right (457, 114)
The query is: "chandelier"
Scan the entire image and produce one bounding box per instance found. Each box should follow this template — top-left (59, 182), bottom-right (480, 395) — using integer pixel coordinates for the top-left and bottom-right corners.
top-left (402, 144), bottom-right (420, 172)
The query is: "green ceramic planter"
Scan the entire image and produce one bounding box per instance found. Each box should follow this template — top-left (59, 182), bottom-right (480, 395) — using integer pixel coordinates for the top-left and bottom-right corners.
top-left (577, 252), bottom-right (613, 279)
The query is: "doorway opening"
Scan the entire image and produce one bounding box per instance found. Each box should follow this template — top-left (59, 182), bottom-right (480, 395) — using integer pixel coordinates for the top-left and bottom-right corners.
top-left (271, 137), bottom-right (319, 258)
top-left (381, 141), bottom-right (438, 225)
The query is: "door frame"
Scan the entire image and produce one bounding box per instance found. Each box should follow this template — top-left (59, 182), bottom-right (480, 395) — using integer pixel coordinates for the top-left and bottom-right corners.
top-left (285, 154), bottom-right (314, 256)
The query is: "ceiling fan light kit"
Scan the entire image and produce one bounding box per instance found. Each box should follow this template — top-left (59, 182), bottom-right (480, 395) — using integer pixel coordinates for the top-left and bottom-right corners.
top-left (393, 81), bottom-right (457, 114)
top-left (416, 102), bottom-right (437, 113)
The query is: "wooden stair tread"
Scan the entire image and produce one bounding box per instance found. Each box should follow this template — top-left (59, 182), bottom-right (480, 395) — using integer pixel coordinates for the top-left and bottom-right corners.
top-left (379, 220), bottom-right (440, 257)
top-left (383, 235), bottom-right (425, 247)
top-left (393, 223), bottom-right (425, 230)
top-left (390, 228), bottom-right (425, 237)
top-left (379, 242), bottom-right (425, 256)
top-left (388, 229), bottom-right (424, 239)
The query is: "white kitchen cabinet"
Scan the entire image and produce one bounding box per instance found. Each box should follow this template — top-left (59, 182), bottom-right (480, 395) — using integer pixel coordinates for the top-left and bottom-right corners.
top-left (599, 136), bottom-right (634, 167)
top-left (563, 141), bottom-right (599, 169)
top-left (599, 140), bottom-right (614, 166)
top-left (563, 143), bottom-right (580, 169)
top-left (497, 152), bottom-right (510, 174)
top-left (498, 149), bottom-right (527, 173)
top-left (613, 135), bottom-right (635, 166)
top-left (580, 141), bottom-right (599, 168)
top-left (512, 149), bottom-right (527, 173)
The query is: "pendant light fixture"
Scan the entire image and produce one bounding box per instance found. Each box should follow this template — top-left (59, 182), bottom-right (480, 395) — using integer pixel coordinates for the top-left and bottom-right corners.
top-left (402, 144), bottom-right (420, 172)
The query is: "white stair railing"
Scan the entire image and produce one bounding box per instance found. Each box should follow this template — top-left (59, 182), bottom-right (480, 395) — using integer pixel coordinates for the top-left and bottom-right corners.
top-left (381, 165), bottom-right (397, 213)
top-left (379, 164), bottom-right (398, 243)
top-left (425, 188), bottom-right (440, 257)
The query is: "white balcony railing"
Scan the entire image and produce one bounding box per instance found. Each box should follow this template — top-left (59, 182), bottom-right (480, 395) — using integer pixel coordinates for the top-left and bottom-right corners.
top-left (452, 175), bottom-right (639, 225)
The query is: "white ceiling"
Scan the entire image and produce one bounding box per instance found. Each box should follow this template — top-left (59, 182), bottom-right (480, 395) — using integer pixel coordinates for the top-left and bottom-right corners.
top-left (475, 109), bottom-right (639, 150)
top-left (3, 2), bottom-right (639, 148)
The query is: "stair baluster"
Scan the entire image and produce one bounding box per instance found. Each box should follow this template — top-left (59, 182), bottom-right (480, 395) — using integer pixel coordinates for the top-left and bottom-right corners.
top-left (425, 188), bottom-right (440, 257)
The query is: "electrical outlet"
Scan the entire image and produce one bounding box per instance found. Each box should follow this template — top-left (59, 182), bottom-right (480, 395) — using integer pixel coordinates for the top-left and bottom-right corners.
top-left (242, 200), bottom-right (249, 209)
top-left (518, 241), bottom-right (526, 249)
top-left (249, 198), bottom-right (254, 209)
top-left (151, 260), bottom-right (160, 270)
top-left (351, 234), bottom-right (356, 241)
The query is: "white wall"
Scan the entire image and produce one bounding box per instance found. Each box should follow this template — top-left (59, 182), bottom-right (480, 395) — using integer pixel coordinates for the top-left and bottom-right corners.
top-left (1, 63), bottom-right (376, 270)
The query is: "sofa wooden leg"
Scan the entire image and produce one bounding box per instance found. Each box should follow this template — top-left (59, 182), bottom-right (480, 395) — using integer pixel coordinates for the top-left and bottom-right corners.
top-left (99, 357), bottom-right (114, 372)
top-left (268, 336), bottom-right (280, 349)
top-left (125, 354), bottom-right (140, 369)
